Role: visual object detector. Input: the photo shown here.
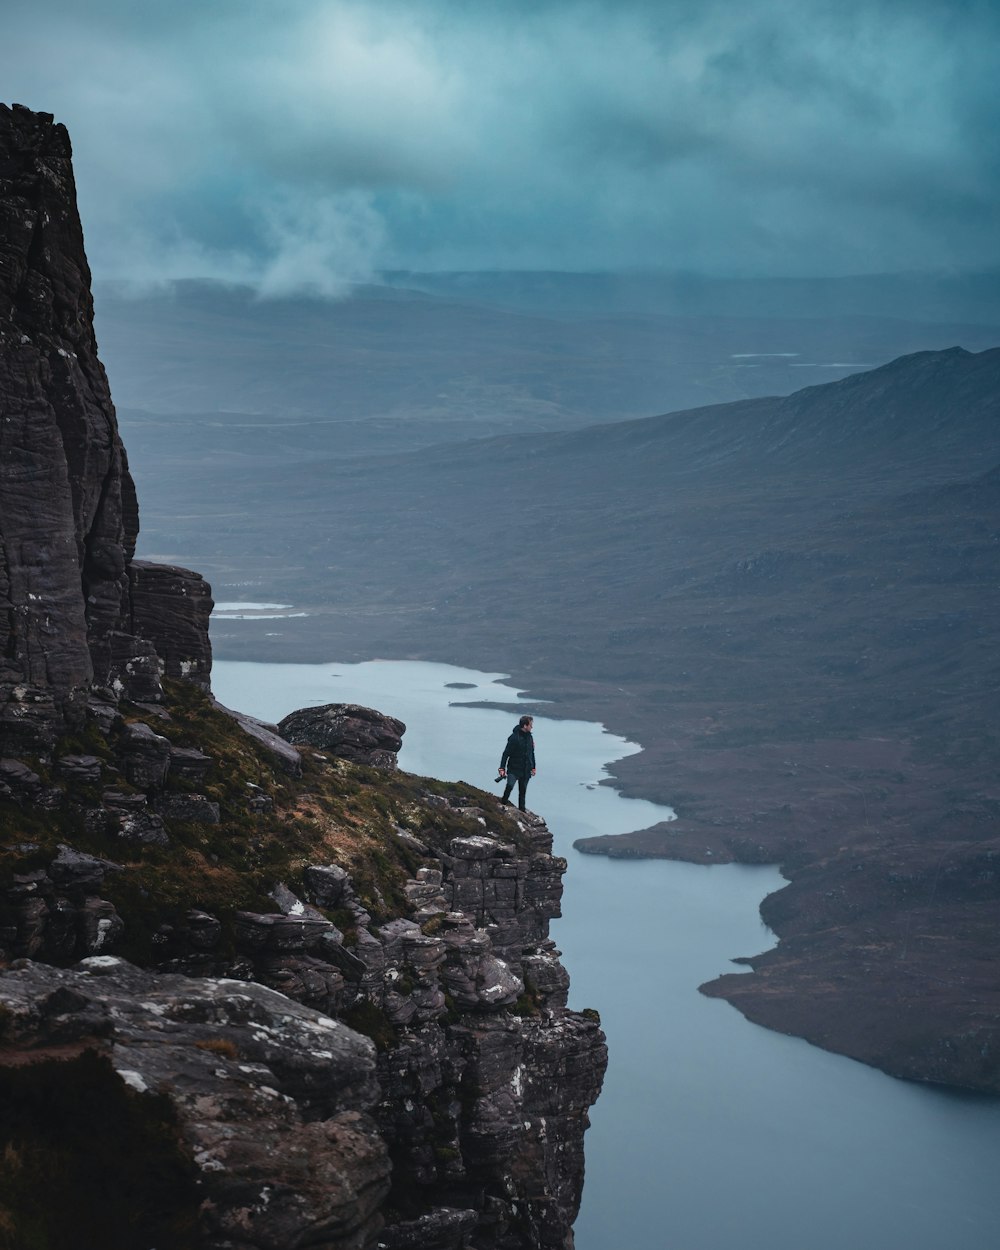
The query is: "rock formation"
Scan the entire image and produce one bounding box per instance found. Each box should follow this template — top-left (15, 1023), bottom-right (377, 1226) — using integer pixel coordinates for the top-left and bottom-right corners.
top-left (0, 104), bottom-right (605, 1248)
top-left (0, 103), bottom-right (211, 754)
top-left (128, 560), bottom-right (214, 689)
top-left (0, 698), bottom-right (606, 1247)
top-left (0, 958), bottom-right (390, 1250)
top-left (279, 703), bottom-right (406, 769)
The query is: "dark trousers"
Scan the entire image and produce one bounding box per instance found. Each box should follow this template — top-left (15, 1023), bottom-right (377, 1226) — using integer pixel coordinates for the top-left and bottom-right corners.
top-left (503, 774), bottom-right (529, 811)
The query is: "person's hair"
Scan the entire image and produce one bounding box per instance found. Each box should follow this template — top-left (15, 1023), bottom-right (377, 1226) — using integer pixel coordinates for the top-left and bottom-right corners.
top-left (518, 715), bottom-right (533, 728)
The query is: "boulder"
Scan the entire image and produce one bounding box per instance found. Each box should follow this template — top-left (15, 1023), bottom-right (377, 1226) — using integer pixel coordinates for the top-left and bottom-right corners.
top-left (0, 959), bottom-right (390, 1249)
top-left (55, 754), bottom-right (102, 783)
top-left (49, 845), bottom-right (120, 894)
top-left (167, 745), bottom-right (212, 782)
top-left (117, 809), bottom-right (170, 847)
top-left (278, 703), bottom-right (406, 769)
top-left (155, 793), bottom-right (221, 824)
top-left (0, 759), bottom-right (42, 798)
top-left (117, 720), bottom-right (171, 790)
top-left (304, 864), bottom-right (353, 908)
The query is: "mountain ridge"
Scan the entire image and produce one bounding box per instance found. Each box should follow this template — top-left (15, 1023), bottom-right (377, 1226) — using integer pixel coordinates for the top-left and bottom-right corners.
top-left (250, 343), bottom-right (999, 490)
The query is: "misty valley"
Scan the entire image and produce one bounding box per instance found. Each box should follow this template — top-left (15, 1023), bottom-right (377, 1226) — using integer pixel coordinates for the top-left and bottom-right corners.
top-left (2, 93), bottom-right (1000, 1250)
top-left (115, 275), bottom-right (1000, 1243)
top-left (121, 287), bottom-right (1000, 1085)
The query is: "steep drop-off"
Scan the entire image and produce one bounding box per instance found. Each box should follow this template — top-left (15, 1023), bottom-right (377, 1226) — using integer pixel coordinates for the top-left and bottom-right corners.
top-left (0, 105), bottom-right (605, 1250)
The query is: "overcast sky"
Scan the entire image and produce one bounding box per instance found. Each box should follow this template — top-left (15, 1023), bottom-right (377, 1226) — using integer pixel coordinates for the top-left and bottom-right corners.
top-left (4, 0), bottom-right (998, 293)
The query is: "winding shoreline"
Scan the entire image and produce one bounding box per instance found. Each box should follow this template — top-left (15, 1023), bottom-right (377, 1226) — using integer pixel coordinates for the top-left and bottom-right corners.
top-left (214, 634), bottom-right (1000, 1094)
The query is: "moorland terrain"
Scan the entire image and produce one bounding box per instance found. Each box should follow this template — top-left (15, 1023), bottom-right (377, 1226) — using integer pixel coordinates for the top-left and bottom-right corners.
top-left (110, 277), bottom-right (1000, 1089)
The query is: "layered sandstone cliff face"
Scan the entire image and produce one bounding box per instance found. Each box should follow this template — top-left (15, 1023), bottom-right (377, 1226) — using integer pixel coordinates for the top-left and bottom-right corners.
top-left (0, 105), bottom-right (605, 1249)
top-left (0, 104), bottom-right (211, 754)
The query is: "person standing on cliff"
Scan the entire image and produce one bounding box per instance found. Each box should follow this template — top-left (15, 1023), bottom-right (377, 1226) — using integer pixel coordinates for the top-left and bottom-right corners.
top-left (499, 715), bottom-right (536, 811)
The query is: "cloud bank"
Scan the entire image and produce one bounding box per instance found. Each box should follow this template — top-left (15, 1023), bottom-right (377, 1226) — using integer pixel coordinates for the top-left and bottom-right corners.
top-left (4, 0), bottom-right (998, 292)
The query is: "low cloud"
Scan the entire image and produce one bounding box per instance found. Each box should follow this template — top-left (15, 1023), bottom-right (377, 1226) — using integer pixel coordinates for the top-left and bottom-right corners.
top-left (255, 191), bottom-right (386, 298)
top-left (4, 0), bottom-right (998, 289)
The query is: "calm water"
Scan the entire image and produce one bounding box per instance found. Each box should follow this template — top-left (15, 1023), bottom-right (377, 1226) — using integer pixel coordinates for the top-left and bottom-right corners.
top-left (213, 658), bottom-right (1000, 1250)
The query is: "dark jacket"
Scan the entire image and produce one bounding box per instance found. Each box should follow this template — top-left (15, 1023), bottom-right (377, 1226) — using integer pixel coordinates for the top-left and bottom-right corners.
top-left (501, 725), bottom-right (536, 778)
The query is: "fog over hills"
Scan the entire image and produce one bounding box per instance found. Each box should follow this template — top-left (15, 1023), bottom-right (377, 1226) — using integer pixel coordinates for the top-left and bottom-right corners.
top-left (383, 269), bottom-right (1000, 324)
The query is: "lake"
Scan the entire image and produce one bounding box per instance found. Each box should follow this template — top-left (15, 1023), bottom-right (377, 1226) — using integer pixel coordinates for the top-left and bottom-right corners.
top-left (212, 657), bottom-right (1000, 1250)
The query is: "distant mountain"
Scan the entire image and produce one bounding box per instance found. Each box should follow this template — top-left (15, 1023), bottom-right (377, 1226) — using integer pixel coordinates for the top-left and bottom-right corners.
top-left (101, 278), bottom-right (1000, 471)
top-left (134, 343), bottom-right (1000, 759)
top-left (340, 343), bottom-right (999, 483)
top-left (383, 268), bottom-right (1000, 324)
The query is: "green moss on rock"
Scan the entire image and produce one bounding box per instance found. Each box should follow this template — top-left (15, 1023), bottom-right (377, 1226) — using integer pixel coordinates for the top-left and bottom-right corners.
top-left (1, 679), bottom-right (532, 970)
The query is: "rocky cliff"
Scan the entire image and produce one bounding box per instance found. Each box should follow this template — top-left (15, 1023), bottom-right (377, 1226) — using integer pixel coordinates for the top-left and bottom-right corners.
top-left (0, 105), bottom-right (605, 1249)
top-left (0, 712), bottom-right (606, 1248)
top-left (0, 103), bottom-right (211, 753)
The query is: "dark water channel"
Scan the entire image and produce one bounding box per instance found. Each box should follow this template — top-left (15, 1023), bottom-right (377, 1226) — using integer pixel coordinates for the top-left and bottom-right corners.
top-left (213, 658), bottom-right (1000, 1250)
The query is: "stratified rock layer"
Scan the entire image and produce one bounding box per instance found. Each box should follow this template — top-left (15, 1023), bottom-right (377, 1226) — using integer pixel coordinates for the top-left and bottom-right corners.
top-left (0, 104), bottom-right (132, 745)
top-left (0, 103), bottom-right (211, 751)
top-left (0, 753), bottom-right (607, 1248)
top-left (129, 560), bottom-right (213, 689)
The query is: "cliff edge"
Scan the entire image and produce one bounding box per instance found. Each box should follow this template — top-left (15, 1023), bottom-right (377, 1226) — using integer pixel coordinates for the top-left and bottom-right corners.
top-left (0, 105), bottom-right (605, 1250)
